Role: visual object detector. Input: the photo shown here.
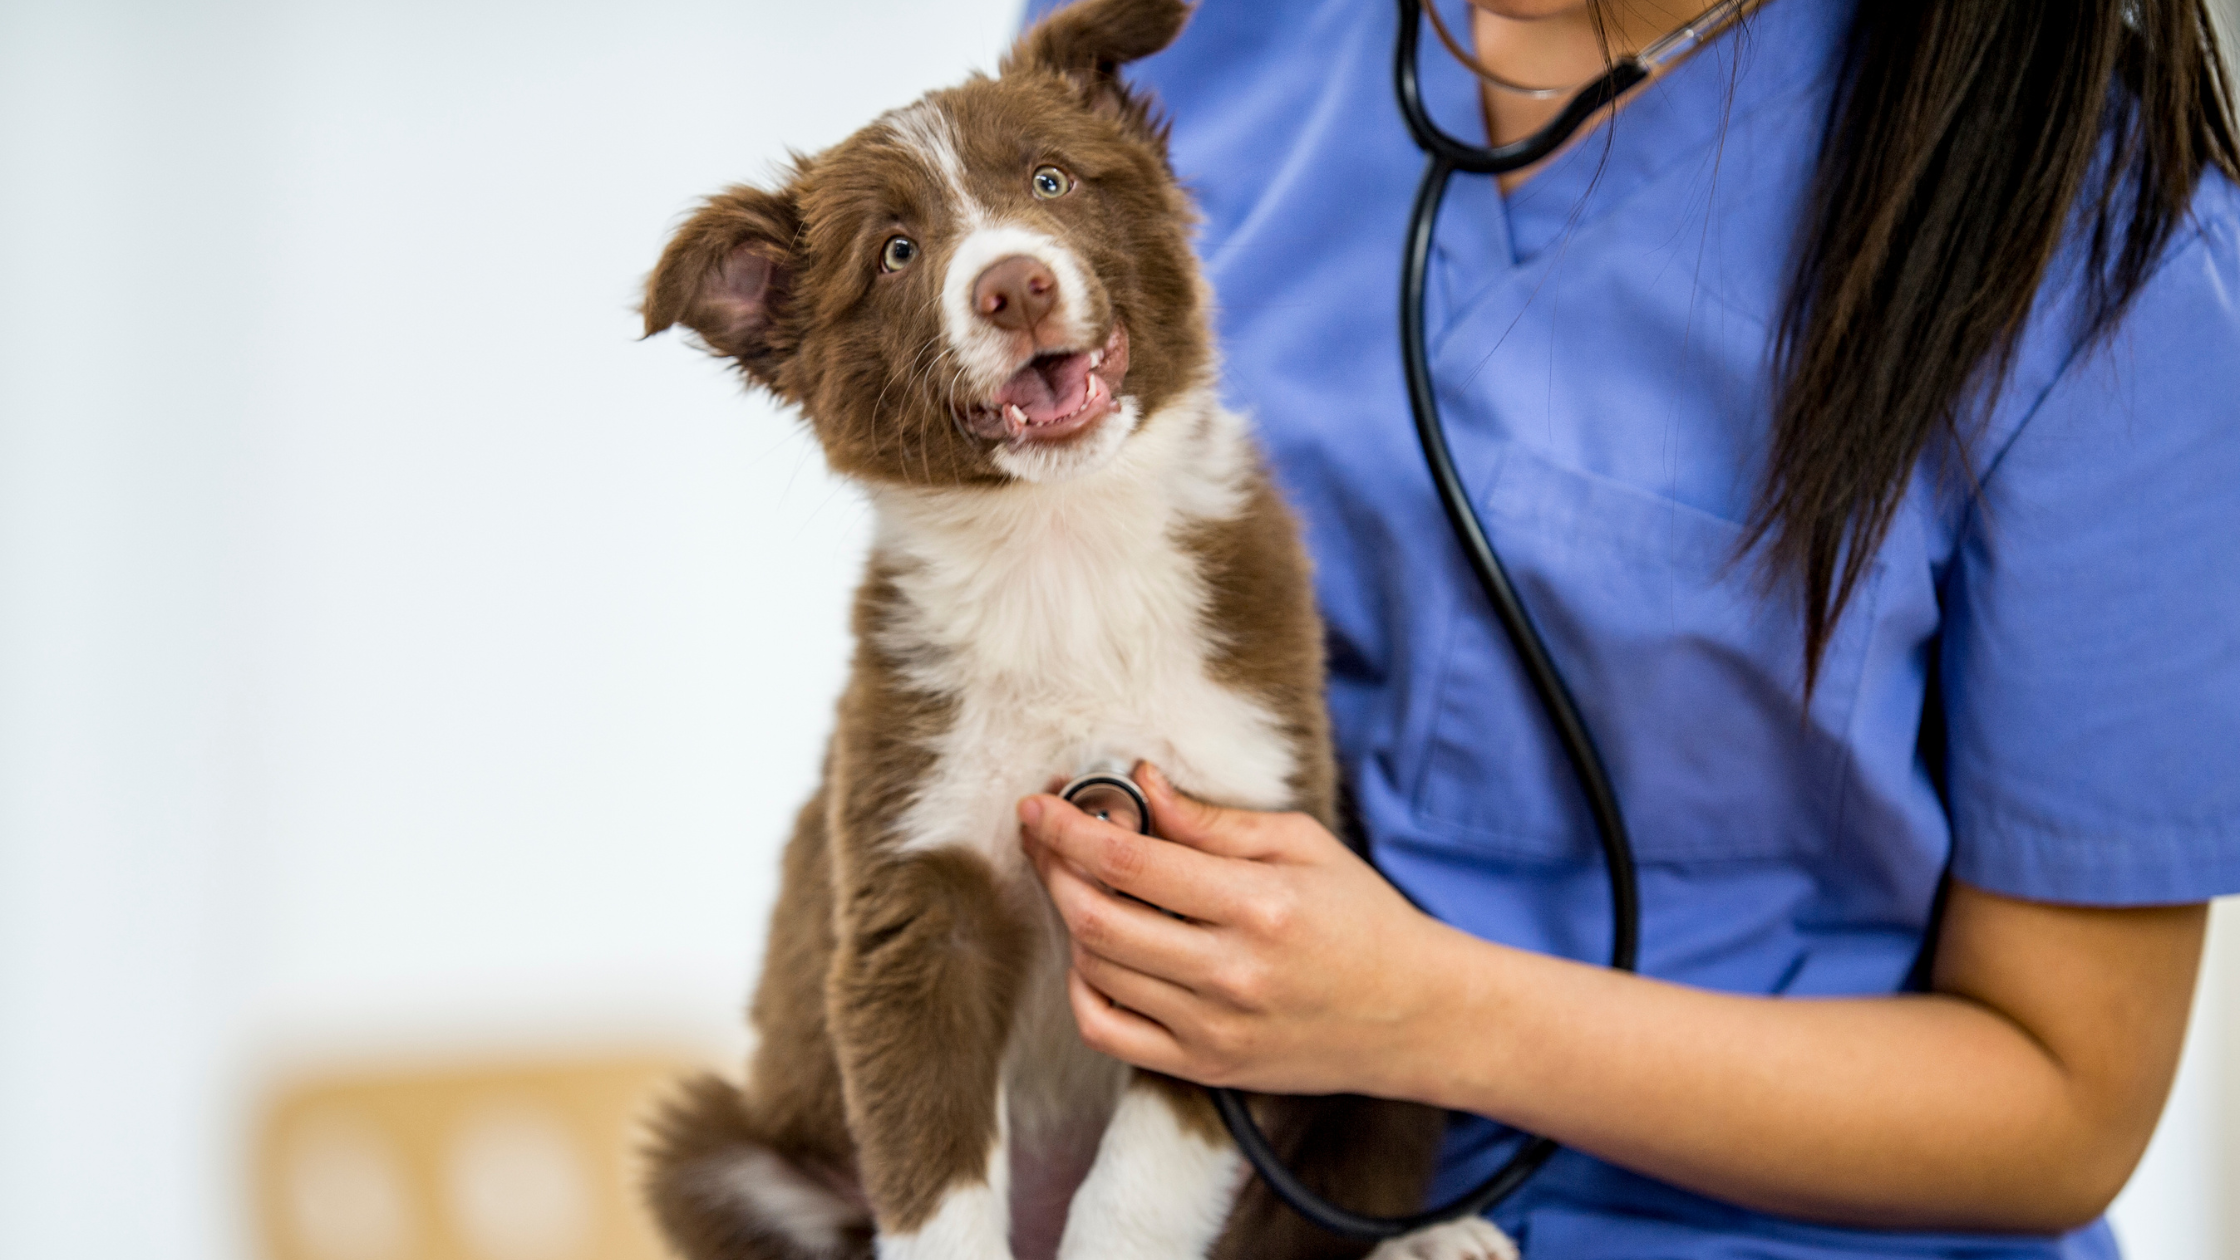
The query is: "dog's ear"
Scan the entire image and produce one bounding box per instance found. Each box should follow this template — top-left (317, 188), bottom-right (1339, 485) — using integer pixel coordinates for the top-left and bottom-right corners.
top-left (642, 182), bottom-right (802, 388)
top-left (1002, 0), bottom-right (1189, 136)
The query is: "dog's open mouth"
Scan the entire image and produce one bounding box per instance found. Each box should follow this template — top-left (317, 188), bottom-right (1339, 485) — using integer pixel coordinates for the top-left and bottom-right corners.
top-left (960, 324), bottom-right (1130, 445)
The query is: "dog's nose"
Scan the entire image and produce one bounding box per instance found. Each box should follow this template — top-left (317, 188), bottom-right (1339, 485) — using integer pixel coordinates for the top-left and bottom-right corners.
top-left (972, 255), bottom-right (1057, 333)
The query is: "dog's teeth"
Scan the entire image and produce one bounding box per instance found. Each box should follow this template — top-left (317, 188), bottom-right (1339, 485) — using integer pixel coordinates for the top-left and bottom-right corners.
top-left (1005, 404), bottom-right (1029, 425)
top-left (1089, 349), bottom-right (1103, 368)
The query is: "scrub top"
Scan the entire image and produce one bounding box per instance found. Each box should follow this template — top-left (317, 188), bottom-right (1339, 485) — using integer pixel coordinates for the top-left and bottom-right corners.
top-left (1022, 0), bottom-right (2240, 1254)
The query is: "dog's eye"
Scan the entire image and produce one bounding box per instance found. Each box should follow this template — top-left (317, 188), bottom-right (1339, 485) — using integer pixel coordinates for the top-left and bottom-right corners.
top-left (880, 236), bottom-right (918, 273)
top-left (1031, 166), bottom-right (1073, 200)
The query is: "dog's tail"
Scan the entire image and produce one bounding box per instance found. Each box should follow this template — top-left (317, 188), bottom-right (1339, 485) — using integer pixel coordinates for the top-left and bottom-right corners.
top-left (642, 1073), bottom-right (872, 1260)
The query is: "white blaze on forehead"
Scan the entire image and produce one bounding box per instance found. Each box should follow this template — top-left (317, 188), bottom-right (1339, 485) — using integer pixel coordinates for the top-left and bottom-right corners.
top-left (883, 100), bottom-right (980, 227)
top-left (882, 101), bottom-right (1101, 404)
top-left (941, 222), bottom-right (1098, 397)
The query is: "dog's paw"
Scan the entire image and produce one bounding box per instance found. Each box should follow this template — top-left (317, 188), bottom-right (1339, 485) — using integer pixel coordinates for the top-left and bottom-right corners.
top-left (1365, 1216), bottom-right (1519, 1260)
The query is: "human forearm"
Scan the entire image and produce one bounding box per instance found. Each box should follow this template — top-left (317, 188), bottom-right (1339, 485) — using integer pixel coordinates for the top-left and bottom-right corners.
top-left (1387, 920), bottom-right (2160, 1232)
top-left (1018, 775), bottom-right (2205, 1236)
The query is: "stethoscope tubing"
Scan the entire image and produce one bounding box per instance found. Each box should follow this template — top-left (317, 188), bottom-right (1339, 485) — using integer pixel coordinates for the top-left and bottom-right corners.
top-left (1394, 0), bottom-right (1646, 172)
top-left (1397, 168), bottom-right (1641, 984)
top-left (1204, 0), bottom-right (1657, 1239)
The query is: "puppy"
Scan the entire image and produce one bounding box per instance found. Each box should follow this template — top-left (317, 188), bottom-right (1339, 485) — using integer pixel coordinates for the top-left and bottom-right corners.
top-left (639, 3), bottom-right (1503, 1257)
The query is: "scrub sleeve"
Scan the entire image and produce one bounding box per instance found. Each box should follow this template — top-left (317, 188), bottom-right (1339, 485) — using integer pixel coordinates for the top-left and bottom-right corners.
top-left (1943, 205), bottom-right (2240, 904)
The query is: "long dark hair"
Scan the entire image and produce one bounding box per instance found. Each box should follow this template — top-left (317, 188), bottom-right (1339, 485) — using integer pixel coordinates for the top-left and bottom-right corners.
top-left (1736, 0), bottom-right (2240, 686)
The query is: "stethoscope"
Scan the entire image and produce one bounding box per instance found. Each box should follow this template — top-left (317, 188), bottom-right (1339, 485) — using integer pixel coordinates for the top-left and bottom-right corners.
top-left (1064, 0), bottom-right (1753, 1240)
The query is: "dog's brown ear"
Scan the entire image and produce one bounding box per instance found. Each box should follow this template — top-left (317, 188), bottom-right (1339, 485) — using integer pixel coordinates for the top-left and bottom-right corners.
top-left (1002, 0), bottom-right (1189, 134)
top-left (642, 182), bottom-right (801, 388)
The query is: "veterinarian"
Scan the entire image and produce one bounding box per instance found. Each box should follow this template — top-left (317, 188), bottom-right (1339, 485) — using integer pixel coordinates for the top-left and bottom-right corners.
top-left (1014, 0), bottom-right (2240, 1255)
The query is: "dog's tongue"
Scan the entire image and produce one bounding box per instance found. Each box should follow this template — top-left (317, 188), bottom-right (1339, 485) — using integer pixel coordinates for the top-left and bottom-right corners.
top-left (992, 351), bottom-right (1092, 426)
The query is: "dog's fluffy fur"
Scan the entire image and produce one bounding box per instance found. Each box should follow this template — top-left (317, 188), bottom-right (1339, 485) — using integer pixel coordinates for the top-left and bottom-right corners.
top-left (636, 3), bottom-right (1499, 1257)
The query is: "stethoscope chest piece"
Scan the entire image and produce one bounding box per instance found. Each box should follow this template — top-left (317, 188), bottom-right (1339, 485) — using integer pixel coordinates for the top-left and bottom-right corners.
top-left (1060, 773), bottom-right (1153, 836)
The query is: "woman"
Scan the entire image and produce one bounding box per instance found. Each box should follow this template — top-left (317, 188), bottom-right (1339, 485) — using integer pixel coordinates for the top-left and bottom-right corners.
top-left (1013, 0), bottom-right (2240, 1255)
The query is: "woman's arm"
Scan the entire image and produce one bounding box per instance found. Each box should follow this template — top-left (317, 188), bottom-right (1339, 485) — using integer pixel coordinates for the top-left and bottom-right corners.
top-left (1018, 764), bottom-right (2207, 1233)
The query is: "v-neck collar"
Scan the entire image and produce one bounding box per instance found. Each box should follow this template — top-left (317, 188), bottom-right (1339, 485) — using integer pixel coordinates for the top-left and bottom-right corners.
top-left (1413, 0), bottom-right (1517, 318)
top-left (1418, 0), bottom-right (1850, 269)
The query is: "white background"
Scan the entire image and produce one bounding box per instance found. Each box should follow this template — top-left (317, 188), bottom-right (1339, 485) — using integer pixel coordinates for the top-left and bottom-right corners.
top-left (2, 1), bottom-right (2234, 1257)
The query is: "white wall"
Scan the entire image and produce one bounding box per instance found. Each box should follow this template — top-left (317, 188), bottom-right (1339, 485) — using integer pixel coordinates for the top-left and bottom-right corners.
top-left (0, 3), bottom-right (1021, 1257)
top-left (1, 3), bottom-right (2233, 1259)
top-left (2108, 12), bottom-right (2240, 1257)
top-left (2110, 902), bottom-right (2239, 1259)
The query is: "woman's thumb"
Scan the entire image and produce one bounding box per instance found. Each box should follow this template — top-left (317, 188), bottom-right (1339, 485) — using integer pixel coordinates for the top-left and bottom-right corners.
top-left (1137, 761), bottom-right (1267, 857)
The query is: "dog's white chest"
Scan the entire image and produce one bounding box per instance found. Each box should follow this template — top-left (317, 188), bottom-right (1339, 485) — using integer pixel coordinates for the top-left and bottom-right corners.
top-left (874, 399), bottom-right (1297, 872)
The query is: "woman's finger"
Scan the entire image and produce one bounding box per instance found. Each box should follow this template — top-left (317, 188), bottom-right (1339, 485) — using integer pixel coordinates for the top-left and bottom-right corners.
top-left (1019, 794), bottom-right (1243, 921)
top-left (1037, 849), bottom-right (1223, 985)
top-left (1067, 965), bottom-right (1191, 1076)
top-left (1136, 762), bottom-right (1291, 861)
top-left (1068, 940), bottom-right (1204, 1031)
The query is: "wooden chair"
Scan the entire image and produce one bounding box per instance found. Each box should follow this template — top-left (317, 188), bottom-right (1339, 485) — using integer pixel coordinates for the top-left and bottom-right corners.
top-left (253, 1054), bottom-right (699, 1260)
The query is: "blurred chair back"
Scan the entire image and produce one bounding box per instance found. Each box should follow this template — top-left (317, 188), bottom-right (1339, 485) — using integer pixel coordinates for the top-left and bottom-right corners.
top-left (254, 1054), bottom-right (695, 1260)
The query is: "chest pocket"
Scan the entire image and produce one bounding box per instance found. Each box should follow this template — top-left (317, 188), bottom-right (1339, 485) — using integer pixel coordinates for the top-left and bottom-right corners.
top-left (1401, 442), bottom-right (1881, 864)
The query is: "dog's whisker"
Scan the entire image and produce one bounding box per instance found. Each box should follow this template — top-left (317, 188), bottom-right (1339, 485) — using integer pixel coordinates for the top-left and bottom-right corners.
top-left (870, 347), bottom-right (932, 475)
top-left (873, 337), bottom-right (959, 485)
top-left (886, 343), bottom-right (946, 484)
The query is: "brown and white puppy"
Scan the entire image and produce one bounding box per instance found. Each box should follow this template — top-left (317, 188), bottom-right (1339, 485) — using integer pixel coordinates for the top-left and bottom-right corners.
top-left (638, 3), bottom-right (1506, 1258)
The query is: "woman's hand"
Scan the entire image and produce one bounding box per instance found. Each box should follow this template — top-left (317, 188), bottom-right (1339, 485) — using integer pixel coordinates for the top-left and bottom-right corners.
top-left (1021, 764), bottom-right (2208, 1232)
top-left (1017, 762), bottom-right (1457, 1097)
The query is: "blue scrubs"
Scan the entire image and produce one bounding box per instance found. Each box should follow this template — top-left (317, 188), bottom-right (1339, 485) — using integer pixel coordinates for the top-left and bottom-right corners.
top-left (1025, 0), bottom-right (2240, 1253)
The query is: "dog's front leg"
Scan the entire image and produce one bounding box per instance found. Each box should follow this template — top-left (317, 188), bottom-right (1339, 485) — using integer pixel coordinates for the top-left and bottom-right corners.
top-left (1055, 1074), bottom-right (1247, 1260)
top-left (831, 848), bottom-right (1030, 1260)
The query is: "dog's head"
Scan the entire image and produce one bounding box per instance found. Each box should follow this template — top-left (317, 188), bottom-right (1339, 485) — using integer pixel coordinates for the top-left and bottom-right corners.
top-left (645, 0), bottom-right (1201, 486)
